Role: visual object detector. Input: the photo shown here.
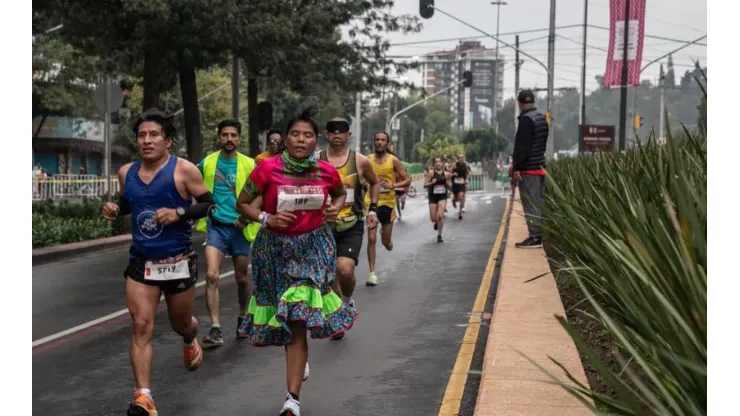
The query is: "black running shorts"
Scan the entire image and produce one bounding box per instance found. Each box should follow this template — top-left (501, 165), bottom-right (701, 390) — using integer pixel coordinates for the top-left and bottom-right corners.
top-left (124, 249), bottom-right (199, 295)
top-left (376, 206), bottom-right (394, 225)
top-left (332, 220), bottom-right (365, 265)
top-left (451, 184), bottom-right (466, 194)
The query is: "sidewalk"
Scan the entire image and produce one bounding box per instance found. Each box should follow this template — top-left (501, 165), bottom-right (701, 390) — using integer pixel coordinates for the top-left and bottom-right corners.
top-left (475, 193), bottom-right (592, 415)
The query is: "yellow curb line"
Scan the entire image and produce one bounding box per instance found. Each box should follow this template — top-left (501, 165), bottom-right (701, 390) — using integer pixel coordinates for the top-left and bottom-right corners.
top-left (437, 195), bottom-right (511, 416)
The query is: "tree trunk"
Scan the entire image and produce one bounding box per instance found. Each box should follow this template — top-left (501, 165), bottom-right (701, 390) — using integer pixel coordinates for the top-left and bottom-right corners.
top-left (142, 47), bottom-right (161, 110)
top-left (178, 51), bottom-right (203, 163)
top-left (247, 77), bottom-right (260, 157)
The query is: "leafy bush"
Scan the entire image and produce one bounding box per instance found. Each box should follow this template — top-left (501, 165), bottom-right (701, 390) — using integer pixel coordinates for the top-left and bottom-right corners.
top-left (32, 213), bottom-right (113, 249)
top-left (537, 133), bottom-right (706, 415)
top-left (32, 198), bottom-right (131, 248)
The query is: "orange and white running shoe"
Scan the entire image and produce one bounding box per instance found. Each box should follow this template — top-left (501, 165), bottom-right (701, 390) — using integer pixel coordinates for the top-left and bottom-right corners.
top-left (127, 389), bottom-right (157, 416)
top-left (183, 338), bottom-right (203, 371)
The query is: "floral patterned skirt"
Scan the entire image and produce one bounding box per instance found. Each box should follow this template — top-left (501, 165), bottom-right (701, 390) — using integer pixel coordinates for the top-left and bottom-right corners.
top-left (239, 224), bottom-right (358, 346)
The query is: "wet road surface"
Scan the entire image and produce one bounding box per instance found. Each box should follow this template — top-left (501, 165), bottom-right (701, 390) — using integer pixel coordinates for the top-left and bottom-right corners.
top-left (33, 187), bottom-right (507, 416)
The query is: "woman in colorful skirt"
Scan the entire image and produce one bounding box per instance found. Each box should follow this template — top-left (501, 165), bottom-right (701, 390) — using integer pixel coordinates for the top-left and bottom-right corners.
top-left (236, 108), bottom-right (358, 416)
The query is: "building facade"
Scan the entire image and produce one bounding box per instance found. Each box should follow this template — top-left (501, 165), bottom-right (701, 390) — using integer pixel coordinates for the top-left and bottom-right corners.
top-left (420, 41), bottom-right (505, 131)
top-left (32, 116), bottom-right (125, 176)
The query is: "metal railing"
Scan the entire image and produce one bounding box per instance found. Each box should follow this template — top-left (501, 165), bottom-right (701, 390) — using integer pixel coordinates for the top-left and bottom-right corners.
top-left (32, 174), bottom-right (119, 201)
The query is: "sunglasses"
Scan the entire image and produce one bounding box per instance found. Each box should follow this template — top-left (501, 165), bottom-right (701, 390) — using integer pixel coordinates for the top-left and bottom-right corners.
top-left (326, 121), bottom-right (350, 133)
top-left (268, 139), bottom-right (281, 145)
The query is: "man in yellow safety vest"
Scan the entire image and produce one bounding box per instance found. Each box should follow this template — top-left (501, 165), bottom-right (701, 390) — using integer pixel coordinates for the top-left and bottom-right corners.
top-left (196, 118), bottom-right (260, 346)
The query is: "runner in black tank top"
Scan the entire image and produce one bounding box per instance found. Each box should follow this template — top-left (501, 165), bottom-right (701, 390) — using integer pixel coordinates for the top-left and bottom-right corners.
top-left (451, 154), bottom-right (471, 220)
top-left (424, 157), bottom-right (452, 243)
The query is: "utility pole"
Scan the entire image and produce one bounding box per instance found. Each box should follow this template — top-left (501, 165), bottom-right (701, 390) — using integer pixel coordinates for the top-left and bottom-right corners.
top-left (231, 56), bottom-right (240, 119)
top-left (546, 0), bottom-right (556, 159)
top-left (490, 1), bottom-right (507, 134)
top-left (617, 0), bottom-right (631, 151)
top-left (514, 34), bottom-right (521, 133)
top-left (354, 92), bottom-right (362, 153)
top-left (580, 0), bottom-right (588, 125)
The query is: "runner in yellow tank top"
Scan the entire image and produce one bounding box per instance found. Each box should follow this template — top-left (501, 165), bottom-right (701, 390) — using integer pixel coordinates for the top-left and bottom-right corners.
top-left (319, 117), bottom-right (380, 341)
top-left (363, 132), bottom-right (410, 286)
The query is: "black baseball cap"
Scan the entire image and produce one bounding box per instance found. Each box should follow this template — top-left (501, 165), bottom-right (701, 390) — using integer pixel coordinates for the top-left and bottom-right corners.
top-left (517, 89), bottom-right (535, 104)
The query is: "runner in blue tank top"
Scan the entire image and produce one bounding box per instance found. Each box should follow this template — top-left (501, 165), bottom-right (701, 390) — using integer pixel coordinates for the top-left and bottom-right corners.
top-left (101, 108), bottom-right (215, 416)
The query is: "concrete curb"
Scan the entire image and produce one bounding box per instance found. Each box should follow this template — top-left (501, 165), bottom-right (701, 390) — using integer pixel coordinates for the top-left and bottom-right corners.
top-left (474, 190), bottom-right (592, 415)
top-left (32, 234), bottom-right (132, 266)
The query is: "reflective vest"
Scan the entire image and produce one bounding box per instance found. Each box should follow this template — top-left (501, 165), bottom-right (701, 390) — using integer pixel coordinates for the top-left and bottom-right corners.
top-left (196, 151), bottom-right (261, 242)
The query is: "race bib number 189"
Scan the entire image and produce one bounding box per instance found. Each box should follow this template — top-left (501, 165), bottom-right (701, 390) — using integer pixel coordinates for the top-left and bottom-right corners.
top-left (454, 177), bottom-right (465, 184)
top-left (145, 255), bottom-right (191, 281)
top-left (277, 185), bottom-right (325, 212)
top-left (433, 185), bottom-right (446, 195)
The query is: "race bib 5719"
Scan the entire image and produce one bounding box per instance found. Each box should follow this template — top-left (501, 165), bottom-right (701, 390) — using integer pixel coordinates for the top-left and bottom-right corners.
top-left (144, 254), bottom-right (191, 281)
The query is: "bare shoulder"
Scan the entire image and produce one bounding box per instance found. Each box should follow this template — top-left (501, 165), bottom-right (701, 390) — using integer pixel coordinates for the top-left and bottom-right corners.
top-left (175, 157), bottom-right (201, 178)
top-left (117, 162), bottom-right (134, 187)
top-left (118, 162), bottom-right (134, 177)
top-left (355, 151), bottom-right (370, 167)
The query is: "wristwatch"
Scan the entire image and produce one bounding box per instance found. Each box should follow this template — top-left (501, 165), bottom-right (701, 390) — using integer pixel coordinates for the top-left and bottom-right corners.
top-left (176, 207), bottom-right (186, 218)
top-left (258, 212), bottom-right (266, 223)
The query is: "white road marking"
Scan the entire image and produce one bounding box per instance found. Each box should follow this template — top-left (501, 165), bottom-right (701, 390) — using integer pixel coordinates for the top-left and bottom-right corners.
top-left (32, 270), bottom-right (235, 348)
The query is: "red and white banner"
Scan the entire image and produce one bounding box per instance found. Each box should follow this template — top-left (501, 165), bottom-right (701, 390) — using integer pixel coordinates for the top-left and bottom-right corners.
top-left (603, 0), bottom-right (647, 89)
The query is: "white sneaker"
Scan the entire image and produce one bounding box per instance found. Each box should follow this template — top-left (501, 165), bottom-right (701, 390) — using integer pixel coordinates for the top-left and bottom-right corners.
top-left (303, 362), bottom-right (310, 381)
top-left (366, 272), bottom-right (379, 286)
top-left (279, 394), bottom-right (301, 416)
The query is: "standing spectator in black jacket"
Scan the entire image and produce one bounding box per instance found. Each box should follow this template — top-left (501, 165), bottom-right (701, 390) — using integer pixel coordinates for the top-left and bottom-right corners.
top-left (510, 89), bottom-right (549, 248)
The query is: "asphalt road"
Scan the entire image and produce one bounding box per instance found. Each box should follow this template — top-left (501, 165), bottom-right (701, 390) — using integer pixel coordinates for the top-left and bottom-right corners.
top-left (32, 186), bottom-right (507, 416)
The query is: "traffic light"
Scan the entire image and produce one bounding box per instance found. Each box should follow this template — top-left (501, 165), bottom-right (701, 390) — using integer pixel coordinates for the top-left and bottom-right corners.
top-left (462, 70), bottom-right (473, 87)
top-left (545, 111), bottom-right (552, 127)
top-left (420, 0), bottom-right (435, 19)
top-left (633, 114), bottom-right (643, 129)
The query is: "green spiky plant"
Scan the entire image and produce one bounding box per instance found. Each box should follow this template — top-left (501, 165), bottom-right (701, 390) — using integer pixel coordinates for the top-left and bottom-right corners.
top-left (526, 83), bottom-right (707, 415)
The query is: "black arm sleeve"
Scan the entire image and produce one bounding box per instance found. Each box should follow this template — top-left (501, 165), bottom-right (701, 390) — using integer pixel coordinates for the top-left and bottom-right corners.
top-left (180, 191), bottom-right (215, 221)
top-left (118, 194), bottom-right (131, 216)
top-left (513, 117), bottom-right (535, 171)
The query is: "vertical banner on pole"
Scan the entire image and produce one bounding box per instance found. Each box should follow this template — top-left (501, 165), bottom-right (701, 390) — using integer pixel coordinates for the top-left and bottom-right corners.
top-left (603, 0), bottom-right (646, 88)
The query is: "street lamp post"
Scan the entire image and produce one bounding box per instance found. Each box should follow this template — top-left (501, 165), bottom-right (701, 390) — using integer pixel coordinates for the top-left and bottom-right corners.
top-left (490, 1), bottom-right (507, 134)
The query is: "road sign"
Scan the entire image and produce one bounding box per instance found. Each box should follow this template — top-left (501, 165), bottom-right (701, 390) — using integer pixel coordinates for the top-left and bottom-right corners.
top-left (93, 82), bottom-right (124, 116)
top-left (579, 124), bottom-right (615, 153)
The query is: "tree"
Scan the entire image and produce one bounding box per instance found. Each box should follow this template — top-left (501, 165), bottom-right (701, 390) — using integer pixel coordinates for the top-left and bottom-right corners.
top-left (32, 16), bottom-right (103, 139)
top-left (665, 54), bottom-right (676, 88)
top-left (462, 127), bottom-right (510, 161)
top-left (416, 135), bottom-right (464, 164)
top-left (227, 0), bottom-right (422, 155)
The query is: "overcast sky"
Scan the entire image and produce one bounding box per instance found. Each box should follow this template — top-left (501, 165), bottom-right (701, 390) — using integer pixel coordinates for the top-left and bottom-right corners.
top-left (382, 0), bottom-right (707, 96)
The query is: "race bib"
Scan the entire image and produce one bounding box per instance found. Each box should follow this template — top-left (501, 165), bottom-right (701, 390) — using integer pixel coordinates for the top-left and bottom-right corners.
top-left (454, 177), bottom-right (465, 184)
top-left (380, 183), bottom-right (393, 193)
top-left (433, 185), bottom-right (446, 195)
top-left (145, 255), bottom-right (190, 281)
top-left (277, 185), bottom-right (325, 212)
top-left (344, 184), bottom-right (355, 205)
top-left (394, 187), bottom-right (404, 192)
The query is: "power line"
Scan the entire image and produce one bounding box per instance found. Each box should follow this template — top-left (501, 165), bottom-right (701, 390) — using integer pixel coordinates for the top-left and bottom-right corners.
top-left (557, 34), bottom-right (608, 52)
top-left (388, 24), bottom-right (583, 47)
top-left (587, 25), bottom-right (707, 46)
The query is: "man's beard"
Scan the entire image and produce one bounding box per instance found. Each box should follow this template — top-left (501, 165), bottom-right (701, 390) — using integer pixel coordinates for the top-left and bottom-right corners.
top-left (222, 144), bottom-right (236, 153)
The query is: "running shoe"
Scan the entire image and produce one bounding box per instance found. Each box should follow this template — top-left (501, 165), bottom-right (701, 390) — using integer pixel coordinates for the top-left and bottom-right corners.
top-left (183, 339), bottom-right (203, 371)
top-left (202, 326), bottom-right (224, 346)
top-left (279, 394), bottom-right (301, 416)
top-left (433, 222), bottom-right (438, 231)
top-left (437, 235), bottom-right (444, 243)
top-left (384, 240), bottom-right (394, 251)
top-left (366, 272), bottom-right (378, 286)
top-left (303, 362), bottom-right (310, 381)
top-left (236, 317), bottom-right (248, 339)
top-left (127, 390), bottom-right (157, 416)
